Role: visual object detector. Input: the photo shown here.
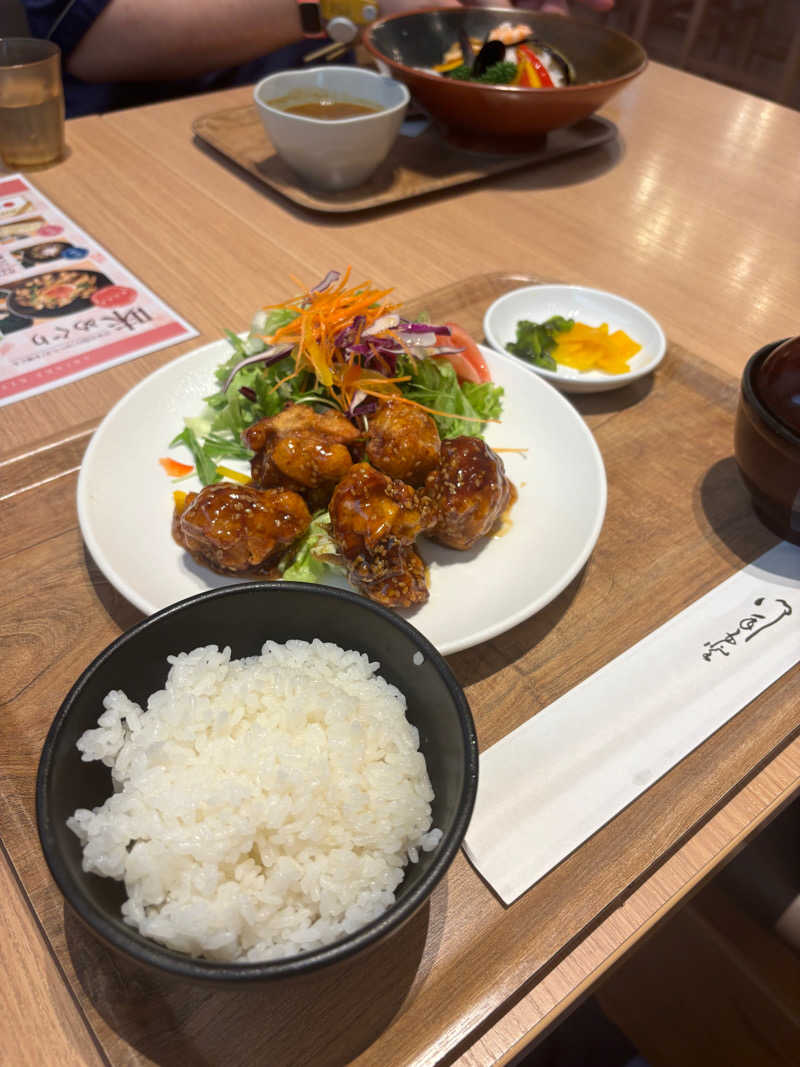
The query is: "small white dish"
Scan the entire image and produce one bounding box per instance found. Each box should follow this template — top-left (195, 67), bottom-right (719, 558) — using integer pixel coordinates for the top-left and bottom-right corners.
top-left (483, 284), bottom-right (667, 394)
top-left (253, 66), bottom-right (409, 192)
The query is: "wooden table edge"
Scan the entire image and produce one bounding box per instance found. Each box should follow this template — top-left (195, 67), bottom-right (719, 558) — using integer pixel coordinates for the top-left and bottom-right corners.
top-left (0, 838), bottom-right (107, 1067)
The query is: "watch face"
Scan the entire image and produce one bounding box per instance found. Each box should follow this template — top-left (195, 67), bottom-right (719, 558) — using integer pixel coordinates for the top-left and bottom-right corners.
top-left (298, 0), bottom-right (323, 35)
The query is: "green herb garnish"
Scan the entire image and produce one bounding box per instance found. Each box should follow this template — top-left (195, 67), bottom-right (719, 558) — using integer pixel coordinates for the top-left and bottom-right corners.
top-left (446, 60), bottom-right (517, 85)
top-left (169, 425), bottom-right (221, 486)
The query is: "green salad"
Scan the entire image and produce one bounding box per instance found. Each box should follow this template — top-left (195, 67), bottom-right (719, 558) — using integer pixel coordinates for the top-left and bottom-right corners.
top-left (166, 271), bottom-right (504, 585)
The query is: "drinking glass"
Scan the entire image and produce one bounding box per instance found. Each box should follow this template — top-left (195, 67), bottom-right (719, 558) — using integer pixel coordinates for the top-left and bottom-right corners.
top-left (0, 38), bottom-right (65, 168)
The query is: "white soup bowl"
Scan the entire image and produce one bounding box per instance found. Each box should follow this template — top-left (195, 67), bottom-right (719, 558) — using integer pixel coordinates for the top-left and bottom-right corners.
top-left (253, 65), bottom-right (409, 192)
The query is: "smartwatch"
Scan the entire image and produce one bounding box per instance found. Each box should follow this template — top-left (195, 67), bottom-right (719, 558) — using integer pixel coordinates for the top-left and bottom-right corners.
top-left (297, 0), bottom-right (325, 37)
top-left (298, 0), bottom-right (379, 44)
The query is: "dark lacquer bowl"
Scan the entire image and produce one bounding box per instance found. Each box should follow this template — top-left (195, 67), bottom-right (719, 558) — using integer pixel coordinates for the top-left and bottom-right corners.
top-left (362, 8), bottom-right (647, 152)
top-left (734, 339), bottom-right (800, 545)
top-left (37, 583), bottom-right (477, 984)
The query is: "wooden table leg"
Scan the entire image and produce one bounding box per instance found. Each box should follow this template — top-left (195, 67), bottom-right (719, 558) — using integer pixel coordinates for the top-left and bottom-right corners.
top-left (679, 0), bottom-right (711, 68)
top-left (779, 17), bottom-right (800, 104)
top-left (632, 0), bottom-right (656, 42)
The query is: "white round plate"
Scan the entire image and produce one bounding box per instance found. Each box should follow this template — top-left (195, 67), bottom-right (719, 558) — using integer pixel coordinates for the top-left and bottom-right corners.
top-left (77, 340), bottom-right (606, 655)
top-left (483, 284), bottom-right (666, 394)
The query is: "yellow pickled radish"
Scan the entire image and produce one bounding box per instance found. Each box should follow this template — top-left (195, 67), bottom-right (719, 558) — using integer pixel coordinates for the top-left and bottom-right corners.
top-left (215, 465), bottom-right (252, 484)
top-left (554, 321), bottom-right (641, 375)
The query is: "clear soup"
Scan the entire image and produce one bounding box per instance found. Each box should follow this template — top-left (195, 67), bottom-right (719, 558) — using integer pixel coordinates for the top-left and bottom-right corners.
top-left (269, 92), bottom-right (383, 120)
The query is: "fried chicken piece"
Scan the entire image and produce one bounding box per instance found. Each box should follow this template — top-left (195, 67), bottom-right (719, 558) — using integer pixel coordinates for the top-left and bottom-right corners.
top-left (330, 463), bottom-right (434, 556)
top-left (347, 544), bottom-right (429, 609)
top-left (244, 402), bottom-right (359, 450)
top-left (244, 404), bottom-right (360, 496)
top-left (423, 437), bottom-right (515, 550)
top-left (329, 463), bottom-right (435, 607)
top-left (365, 398), bottom-right (441, 486)
top-left (172, 483), bottom-right (311, 575)
top-left (269, 434), bottom-right (354, 489)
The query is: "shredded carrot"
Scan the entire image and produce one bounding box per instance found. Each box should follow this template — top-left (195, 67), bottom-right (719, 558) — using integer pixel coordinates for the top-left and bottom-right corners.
top-left (259, 267), bottom-right (407, 413)
top-left (494, 447), bottom-right (529, 454)
top-left (271, 365), bottom-right (303, 392)
top-left (352, 374), bottom-right (412, 389)
top-left (255, 269), bottom-right (497, 428)
top-left (356, 386), bottom-right (499, 424)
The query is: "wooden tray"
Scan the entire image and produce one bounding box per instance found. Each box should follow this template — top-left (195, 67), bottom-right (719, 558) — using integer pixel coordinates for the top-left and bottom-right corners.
top-left (192, 104), bottom-right (617, 213)
top-left (2, 272), bottom-right (798, 1066)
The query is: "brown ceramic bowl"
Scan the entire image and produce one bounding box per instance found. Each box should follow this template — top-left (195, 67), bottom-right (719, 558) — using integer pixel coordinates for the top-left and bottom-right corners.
top-left (362, 8), bottom-right (647, 152)
top-left (734, 340), bottom-right (800, 545)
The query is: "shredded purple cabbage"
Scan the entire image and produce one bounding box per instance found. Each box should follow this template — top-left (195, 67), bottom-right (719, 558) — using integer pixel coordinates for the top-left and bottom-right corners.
top-left (349, 395), bottom-right (380, 421)
top-left (401, 322), bottom-right (450, 335)
top-left (363, 344), bottom-right (398, 375)
top-left (311, 270), bottom-right (340, 293)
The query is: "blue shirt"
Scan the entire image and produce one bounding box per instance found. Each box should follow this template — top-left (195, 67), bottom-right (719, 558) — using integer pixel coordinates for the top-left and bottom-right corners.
top-left (24, 0), bottom-right (320, 118)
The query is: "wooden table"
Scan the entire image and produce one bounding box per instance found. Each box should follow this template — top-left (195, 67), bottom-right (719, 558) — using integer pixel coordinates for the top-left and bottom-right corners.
top-left (2, 61), bottom-right (799, 1066)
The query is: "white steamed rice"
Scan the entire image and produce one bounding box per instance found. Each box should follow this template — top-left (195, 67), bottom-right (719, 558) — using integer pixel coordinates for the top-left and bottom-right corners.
top-left (67, 639), bottom-right (442, 962)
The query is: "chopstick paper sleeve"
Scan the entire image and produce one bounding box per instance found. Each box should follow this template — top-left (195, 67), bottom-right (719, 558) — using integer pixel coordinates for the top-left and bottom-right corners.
top-left (462, 541), bottom-right (800, 905)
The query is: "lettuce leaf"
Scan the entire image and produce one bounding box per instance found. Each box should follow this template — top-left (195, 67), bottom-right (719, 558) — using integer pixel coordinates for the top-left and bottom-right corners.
top-left (261, 307), bottom-right (299, 335)
top-left (462, 379), bottom-right (504, 423)
top-left (280, 512), bottom-right (345, 584)
top-left (398, 355), bottom-right (504, 439)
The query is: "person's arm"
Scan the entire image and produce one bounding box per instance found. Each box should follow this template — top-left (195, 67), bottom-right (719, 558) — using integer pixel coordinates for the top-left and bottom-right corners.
top-left (66, 0), bottom-right (309, 82)
top-left (65, 0), bottom-right (611, 84)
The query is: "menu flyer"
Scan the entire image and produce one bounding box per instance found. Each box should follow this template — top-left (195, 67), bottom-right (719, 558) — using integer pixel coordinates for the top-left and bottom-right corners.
top-left (0, 175), bottom-right (197, 407)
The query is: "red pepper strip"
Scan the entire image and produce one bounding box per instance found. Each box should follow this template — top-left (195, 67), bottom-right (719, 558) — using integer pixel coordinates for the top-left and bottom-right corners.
top-left (159, 457), bottom-right (194, 477)
top-left (518, 44), bottom-right (554, 88)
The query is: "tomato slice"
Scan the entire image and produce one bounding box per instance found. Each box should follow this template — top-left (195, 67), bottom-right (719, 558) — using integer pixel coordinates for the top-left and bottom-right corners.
top-left (433, 349), bottom-right (482, 384)
top-left (434, 322), bottom-right (492, 384)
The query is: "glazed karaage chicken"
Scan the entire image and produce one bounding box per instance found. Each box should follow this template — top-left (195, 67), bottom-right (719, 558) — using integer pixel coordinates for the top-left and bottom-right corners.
top-left (329, 463), bottom-right (435, 607)
top-left (244, 404), bottom-right (360, 506)
top-left (423, 437), bottom-right (515, 550)
top-left (171, 385), bottom-right (517, 606)
top-left (365, 398), bottom-right (441, 486)
top-left (172, 483), bottom-right (311, 575)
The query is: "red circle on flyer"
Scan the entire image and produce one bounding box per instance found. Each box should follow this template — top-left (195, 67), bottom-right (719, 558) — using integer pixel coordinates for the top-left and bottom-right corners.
top-left (91, 285), bottom-right (138, 308)
top-left (37, 224), bottom-right (63, 236)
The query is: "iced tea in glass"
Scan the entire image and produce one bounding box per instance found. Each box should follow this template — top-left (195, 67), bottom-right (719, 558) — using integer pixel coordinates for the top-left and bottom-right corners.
top-left (0, 39), bottom-right (65, 168)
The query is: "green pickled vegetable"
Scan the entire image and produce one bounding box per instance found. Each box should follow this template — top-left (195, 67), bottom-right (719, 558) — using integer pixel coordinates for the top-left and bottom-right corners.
top-left (507, 316), bottom-right (574, 371)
